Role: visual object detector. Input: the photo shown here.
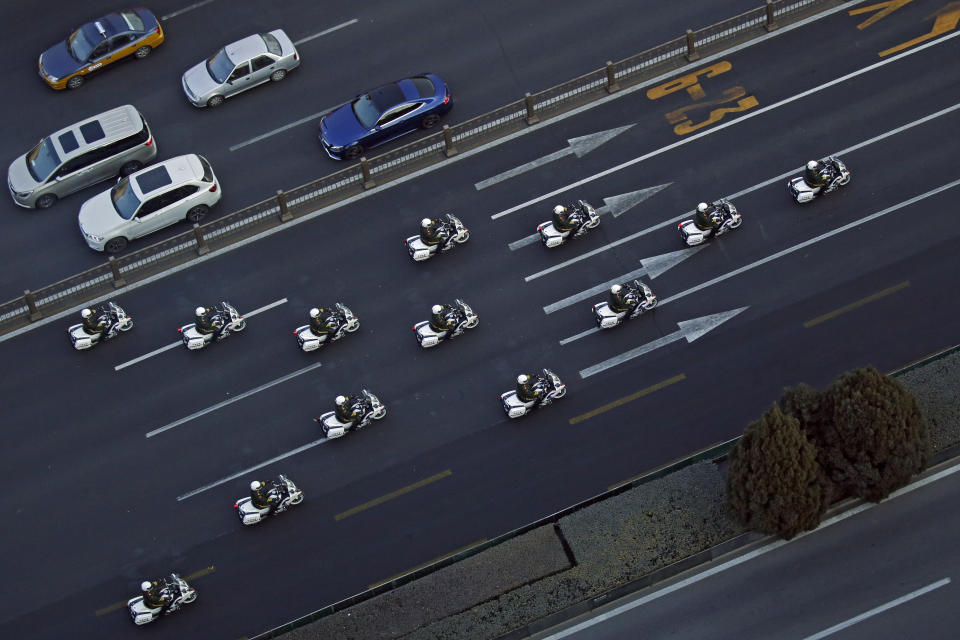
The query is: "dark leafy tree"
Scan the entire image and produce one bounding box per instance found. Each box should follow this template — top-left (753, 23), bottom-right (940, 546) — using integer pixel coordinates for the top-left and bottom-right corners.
top-left (727, 404), bottom-right (828, 539)
top-left (817, 366), bottom-right (930, 501)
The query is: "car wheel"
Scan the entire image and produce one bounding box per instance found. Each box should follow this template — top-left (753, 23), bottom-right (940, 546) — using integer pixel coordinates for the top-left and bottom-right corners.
top-left (207, 95), bottom-right (225, 108)
top-left (35, 194), bottom-right (57, 209)
top-left (186, 205), bottom-right (209, 223)
top-left (66, 75), bottom-right (84, 90)
top-left (420, 114), bottom-right (441, 129)
top-left (105, 237), bottom-right (128, 254)
top-left (270, 69), bottom-right (287, 82)
top-left (343, 145), bottom-right (363, 161)
top-left (120, 161), bottom-right (143, 177)
top-left (134, 46), bottom-right (152, 59)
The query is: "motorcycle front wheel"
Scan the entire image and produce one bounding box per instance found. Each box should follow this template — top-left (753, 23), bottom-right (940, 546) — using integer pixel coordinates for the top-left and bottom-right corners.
top-left (372, 406), bottom-right (387, 419)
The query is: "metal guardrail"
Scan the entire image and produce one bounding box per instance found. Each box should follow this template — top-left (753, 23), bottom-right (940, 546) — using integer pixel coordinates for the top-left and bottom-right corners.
top-left (0, 0), bottom-right (841, 336)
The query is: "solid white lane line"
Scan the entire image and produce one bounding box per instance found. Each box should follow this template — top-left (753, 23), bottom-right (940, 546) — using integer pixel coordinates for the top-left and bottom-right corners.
top-left (540, 462), bottom-right (960, 640)
top-left (245, 298), bottom-right (287, 317)
top-left (114, 299), bottom-right (287, 371)
top-left (560, 327), bottom-right (600, 345)
top-left (492, 29), bottom-right (960, 221)
top-left (161, 0), bottom-right (215, 20)
top-left (293, 19), bottom-right (358, 46)
top-left (656, 178), bottom-right (960, 307)
top-left (801, 578), bottom-right (951, 640)
top-left (114, 342), bottom-right (181, 371)
top-left (525, 100), bottom-right (960, 283)
top-left (230, 109), bottom-right (342, 151)
top-left (559, 176), bottom-right (960, 347)
top-left (177, 436), bottom-right (330, 500)
top-left (146, 362), bottom-right (322, 438)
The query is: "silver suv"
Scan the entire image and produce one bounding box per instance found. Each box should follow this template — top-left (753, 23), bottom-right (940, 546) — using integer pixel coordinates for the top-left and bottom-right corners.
top-left (79, 154), bottom-right (221, 253)
top-left (7, 105), bottom-right (156, 209)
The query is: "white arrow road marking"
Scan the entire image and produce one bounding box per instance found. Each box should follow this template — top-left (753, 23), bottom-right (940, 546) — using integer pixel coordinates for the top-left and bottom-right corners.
top-left (177, 436), bottom-right (331, 500)
top-left (475, 125), bottom-right (635, 190)
top-left (544, 247), bottom-right (704, 314)
top-left (508, 184), bottom-right (672, 250)
top-left (525, 99), bottom-right (960, 282)
top-left (114, 298), bottom-right (288, 371)
top-left (562, 177), bottom-right (960, 347)
top-left (580, 307), bottom-right (748, 378)
top-left (146, 361), bottom-right (322, 438)
top-left (491, 29), bottom-right (960, 221)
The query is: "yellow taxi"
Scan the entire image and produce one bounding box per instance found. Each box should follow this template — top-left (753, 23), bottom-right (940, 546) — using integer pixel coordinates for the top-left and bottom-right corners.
top-left (39, 8), bottom-right (164, 90)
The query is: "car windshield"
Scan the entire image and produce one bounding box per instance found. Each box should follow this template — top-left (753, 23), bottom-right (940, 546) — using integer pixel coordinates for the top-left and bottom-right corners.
top-left (111, 178), bottom-right (142, 220)
top-left (205, 48), bottom-right (235, 84)
top-left (67, 24), bottom-right (99, 62)
top-left (26, 137), bottom-right (61, 182)
top-left (351, 94), bottom-right (382, 129)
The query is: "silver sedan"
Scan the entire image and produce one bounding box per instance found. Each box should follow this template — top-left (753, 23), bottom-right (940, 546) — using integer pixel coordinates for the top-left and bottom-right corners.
top-left (181, 29), bottom-right (300, 107)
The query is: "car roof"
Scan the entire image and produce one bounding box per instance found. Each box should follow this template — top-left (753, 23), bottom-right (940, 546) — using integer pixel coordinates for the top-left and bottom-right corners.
top-left (368, 83), bottom-right (406, 112)
top-left (130, 155), bottom-right (202, 198)
top-left (50, 105), bottom-right (144, 160)
top-left (225, 34), bottom-right (268, 62)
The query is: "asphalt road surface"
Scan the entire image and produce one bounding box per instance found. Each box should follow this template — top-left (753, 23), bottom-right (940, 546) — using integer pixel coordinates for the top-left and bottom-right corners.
top-left (0, 0), bottom-right (760, 302)
top-left (2, 1), bottom-right (960, 638)
top-left (538, 462), bottom-right (960, 640)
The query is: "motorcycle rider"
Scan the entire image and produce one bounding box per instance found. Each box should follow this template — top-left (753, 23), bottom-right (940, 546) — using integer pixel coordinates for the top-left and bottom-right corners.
top-left (693, 202), bottom-right (725, 231)
top-left (803, 160), bottom-right (836, 190)
top-left (80, 307), bottom-right (108, 336)
top-left (551, 204), bottom-right (583, 233)
top-left (250, 480), bottom-right (276, 512)
top-left (429, 304), bottom-right (458, 333)
top-left (516, 374), bottom-right (544, 405)
top-left (309, 307), bottom-right (340, 337)
top-left (194, 306), bottom-right (221, 336)
top-left (420, 217), bottom-right (448, 248)
top-left (335, 394), bottom-right (362, 426)
top-left (141, 580), bottom-right (169, 610)
top-left (608, 284), bottom-right (637, 314)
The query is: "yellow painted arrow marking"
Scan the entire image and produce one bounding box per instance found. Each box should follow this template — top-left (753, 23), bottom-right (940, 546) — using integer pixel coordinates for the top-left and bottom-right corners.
top-left (880, 1), bottom-right (960, 56)
top-left (848, 0), bottom-right (915, 30)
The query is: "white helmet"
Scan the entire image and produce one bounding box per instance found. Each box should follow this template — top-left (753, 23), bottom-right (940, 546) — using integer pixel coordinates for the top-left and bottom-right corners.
top-left (611, 284), bottom-right (622, 294)
top-left (517, 374), bottom-right (529, 384)
top-left (335, 395), bottom-right (346, 405)
top-left (696, 202), bottom-right (709, 213)
top-left (421, 217), bottom-right (432, 228)
top-left (81, 309), bottom-right (92, 318)
top-left (553, 205), bottom-right (566, 215)
top-left (432, 304), bottom-right (443, 315)
top-left (195, 306), bottom-right (205, 316)
top-left (807, 160), bottom-right (819, 170)
top-left (250, 481), bottom-right (261, 491)
top-left (309, 308), bottom-right (319, 318)
top-left (141, 581), bottom-right (151, 592)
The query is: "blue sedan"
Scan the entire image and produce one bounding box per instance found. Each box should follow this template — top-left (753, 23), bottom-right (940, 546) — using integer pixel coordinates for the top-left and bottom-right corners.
top-left (319, 73), bottom-right (452, 160)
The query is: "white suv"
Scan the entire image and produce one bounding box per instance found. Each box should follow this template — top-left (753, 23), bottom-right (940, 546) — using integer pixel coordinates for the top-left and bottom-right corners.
top-left (79, 154), bottom-right (221, 253)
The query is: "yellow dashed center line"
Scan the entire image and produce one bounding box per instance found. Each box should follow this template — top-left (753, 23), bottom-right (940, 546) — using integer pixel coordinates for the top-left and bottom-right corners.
top-left (368, 539), bottom-right (488, 589)
top-left (569, 374), bottom-right (686, 425)
top-left (335, 470), bottom-right (453, 521)
top-left (803, 281), bottom-right (910, 328)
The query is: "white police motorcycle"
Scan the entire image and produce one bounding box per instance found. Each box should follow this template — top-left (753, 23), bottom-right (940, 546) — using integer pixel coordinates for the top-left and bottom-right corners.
top-left (67, 301), bottom-right (133, 350)
top-left (788, 156), bottom-right (851, 203)
top-left (538, 200), bottom-right (601, 248)
top-left (593, 281), bottom-right (658, 329)
top-left (501, 369), bottom-right (566, 418)
top-left (179, 302), bottom-right (245, 350)
top-left (413, 299), bottom-right (479, 348)
top-left (406, 214), bottom-right (470, 261)
top-left (235, 474), bottom-right (304, 526)
top-left (294, 303), bottom-right (360, 352)
top-left (315, 389), bottom-right (387, 439)
top-left (677, 199), bottom-right (741, 246)
top-left (127, 574), bottom-right (197, 626)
